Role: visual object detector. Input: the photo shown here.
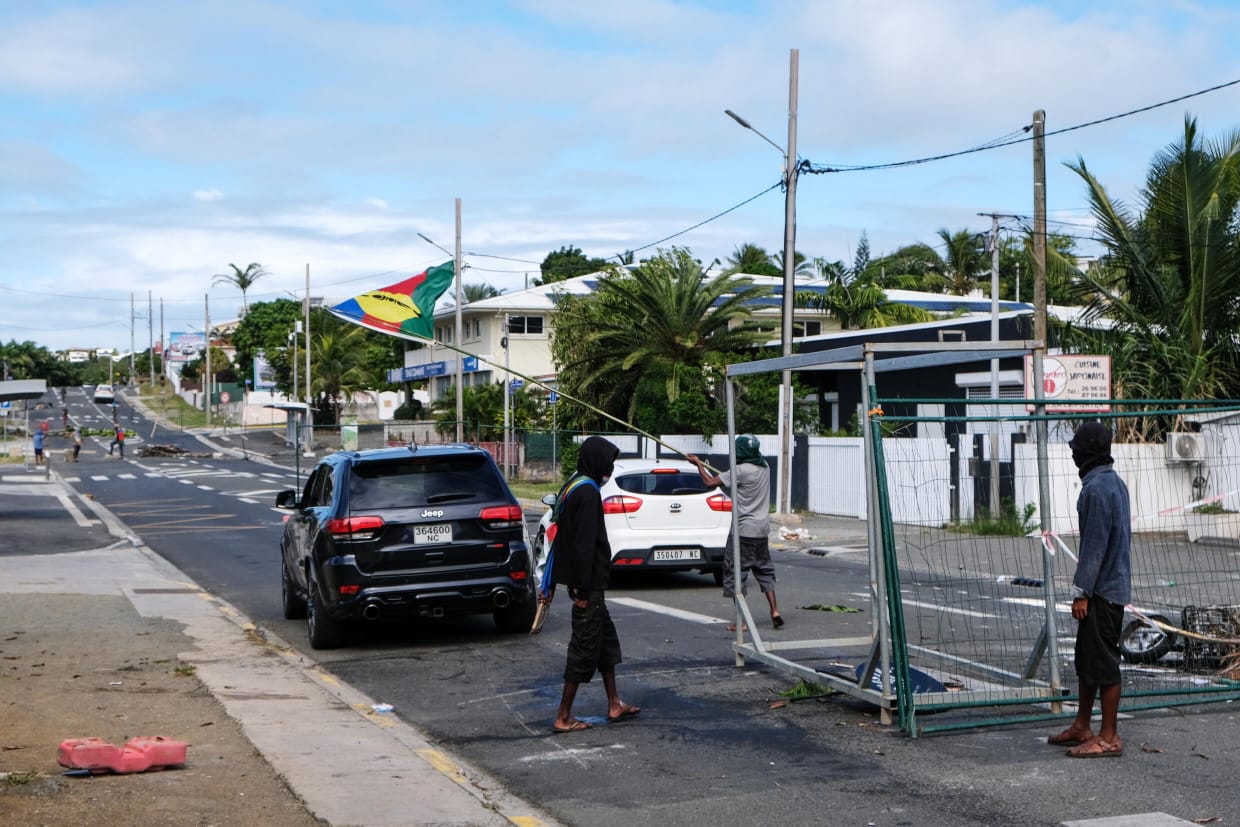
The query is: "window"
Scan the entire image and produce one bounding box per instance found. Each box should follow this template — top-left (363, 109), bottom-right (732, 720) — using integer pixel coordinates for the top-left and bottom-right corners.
top-left (793, 321), bottom-right (822, 338)
top-left (507, 316), bottom-right (544, 335)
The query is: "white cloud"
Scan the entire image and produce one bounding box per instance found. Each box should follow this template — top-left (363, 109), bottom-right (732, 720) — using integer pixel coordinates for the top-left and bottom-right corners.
top-left (193, 188), bottom-right (225, 202)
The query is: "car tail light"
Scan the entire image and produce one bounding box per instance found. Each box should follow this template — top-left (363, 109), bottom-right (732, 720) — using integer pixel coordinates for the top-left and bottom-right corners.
top-left (706, 493), bottom-right (732, 512)
top-left (339, 584), bottom-right (361, 595)
top-left (325, 515), bottom-right (385, 540)
top-left (480, 504), bottom-right (523, 529)
top-left (603, 495), bottom-right (642, 514)
top-left (613, 557), bottom-right (644, 566)
top-left (509, 570), bottom-right (527, 580)
top-left (651, 467), bottom-right (677, 474)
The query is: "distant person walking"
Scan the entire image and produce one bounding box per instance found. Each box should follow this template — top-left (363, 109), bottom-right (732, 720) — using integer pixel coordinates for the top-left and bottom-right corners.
top-left (33, 428), bottom-right (45, 465)
top-left (688, 435), bottom-right (783, 631)
top-left (72, 428), bottom-right (82, 462)
top-left (108, 426), bottom-right (125, 458)
top-left (1047, 421), bottom-right (1132, 758)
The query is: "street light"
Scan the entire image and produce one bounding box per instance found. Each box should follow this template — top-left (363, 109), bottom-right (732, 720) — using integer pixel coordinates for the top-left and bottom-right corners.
top-left (725, 48), bottom-right (799, 515)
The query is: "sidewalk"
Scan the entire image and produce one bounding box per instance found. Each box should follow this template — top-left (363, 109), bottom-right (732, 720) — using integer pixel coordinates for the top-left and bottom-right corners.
top-left (0, 461), bottom-right (558, 826)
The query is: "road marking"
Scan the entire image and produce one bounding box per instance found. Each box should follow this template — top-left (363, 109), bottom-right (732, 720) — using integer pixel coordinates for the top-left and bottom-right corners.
top-left (238, 498), bottom-right (260, 504)
top-left (57, 490), bottom-right (95, 527)
top-left (197, 485), bottom-right (214, 491)
top-left (91, 475), bottom-right (108, 481)
top-left (609, 597), bottom-right (726, 625)
top-left (237, 488), bottom-right (286, 498)
top-left (902, 599), bottom-right (997, 619)
top-left (117, 473), bottom-right (136, 479)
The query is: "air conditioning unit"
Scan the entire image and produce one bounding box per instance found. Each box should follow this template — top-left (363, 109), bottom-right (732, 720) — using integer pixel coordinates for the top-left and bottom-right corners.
top-left (1166, 432), bottom-right (1207, 463)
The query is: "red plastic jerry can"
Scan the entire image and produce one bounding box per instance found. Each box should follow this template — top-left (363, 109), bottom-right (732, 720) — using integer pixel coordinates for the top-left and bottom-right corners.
top-left (58, 736), bottom-right (187, 774)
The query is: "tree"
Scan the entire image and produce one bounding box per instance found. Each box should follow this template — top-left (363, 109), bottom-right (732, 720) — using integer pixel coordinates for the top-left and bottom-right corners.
top-left (795, 281), bottom-right (934, 330)
top-left (538, 245), bottom-right (609, 285)
top-left (772, 249), bottom-right (815, 278)
top-left (230, 299), bottom-right (303, 392)
top-left (463, 283), bottom-right (503, 303)
top-left (308, 317), bottom-right (370, 424)
top-left (1061, 117), bottom-right (1240, 434)
top-left (851, 231), bottom-right (871, 281)
top-left (865, 242), bottom-right (942, 289)
top-left (935, 229), bottom-right (986, 295)
top-left (213, 263), bottom-right (268, 316)
top-left (550, 247), bottom-right (774, 433)
top-left (722, 243), bottom-right (781, 277)
top-left (430, 382), bottom-right (543, 441)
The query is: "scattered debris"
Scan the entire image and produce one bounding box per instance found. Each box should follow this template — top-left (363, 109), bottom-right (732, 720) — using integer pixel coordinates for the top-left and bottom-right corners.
top-left (58, 736), bottom-right (187, 775)
top-left (778, 526), bottom-right (813, 540)
top-left (137, 444), bottom-right (212, 458)
top-left (801, 604), bottom-right (862, 613)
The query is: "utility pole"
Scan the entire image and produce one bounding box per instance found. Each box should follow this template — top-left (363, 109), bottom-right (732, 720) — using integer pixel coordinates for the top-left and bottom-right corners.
top-left (129, 293), bottom-right (136, 386)
top-left (986, 213), bottom-right (1001, 516)
top-left (304, 264), bottom-right (312, 456)
top-left (502, 315), bottom-right (510, 478)
top-left (455, 198), bottom-right (464, 443)
top-left (148, 291), bottom-right (155, 388)
top-left (159, 298), bottom-right (164, 383)
top-left (205, 293), bottom-right (211, 428)
top-left (777, 48), bottom-right (799, 516)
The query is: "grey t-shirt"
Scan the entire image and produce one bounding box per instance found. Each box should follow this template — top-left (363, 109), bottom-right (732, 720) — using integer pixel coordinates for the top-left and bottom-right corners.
top-left (718, 463), bottom-right (770, 539)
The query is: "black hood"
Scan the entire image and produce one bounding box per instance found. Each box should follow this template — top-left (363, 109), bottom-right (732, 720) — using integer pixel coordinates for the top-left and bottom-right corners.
top-left (1070, 421), bottom-right (1114, 478)
top-left (578, 436), bottom-right (619, 484)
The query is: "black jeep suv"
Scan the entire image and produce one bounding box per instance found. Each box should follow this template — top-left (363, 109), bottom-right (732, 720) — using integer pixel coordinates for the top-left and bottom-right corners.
top-left (276, 444), bottom-right (536, 648)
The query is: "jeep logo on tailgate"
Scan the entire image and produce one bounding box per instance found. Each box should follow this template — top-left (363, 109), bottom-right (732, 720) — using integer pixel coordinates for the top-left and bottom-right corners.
top-left (421, 509), bottom-right (444, 518)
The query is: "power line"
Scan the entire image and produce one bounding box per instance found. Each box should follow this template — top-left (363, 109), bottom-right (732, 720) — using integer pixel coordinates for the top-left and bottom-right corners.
top-left (625, 182), bottom-right (783, 257)
top-left (806, 77), bottom-right (1240, 175)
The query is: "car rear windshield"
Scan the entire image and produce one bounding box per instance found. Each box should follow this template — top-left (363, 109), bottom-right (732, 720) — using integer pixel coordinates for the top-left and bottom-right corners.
top-left (614, 471), bottom-right (710, 496)
top-left (347, 455), bottom-right (509, 510)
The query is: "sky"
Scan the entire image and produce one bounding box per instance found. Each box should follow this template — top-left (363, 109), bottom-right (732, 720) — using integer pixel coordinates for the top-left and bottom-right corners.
top-left (3, 0), bottom-right (1240, 353)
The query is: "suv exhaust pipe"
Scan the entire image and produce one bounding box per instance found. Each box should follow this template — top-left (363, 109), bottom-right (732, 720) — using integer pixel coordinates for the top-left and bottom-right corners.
top-left (491, 590), bottom-right (511, 609)
top-left (362, 601), bottom-right (382, 621)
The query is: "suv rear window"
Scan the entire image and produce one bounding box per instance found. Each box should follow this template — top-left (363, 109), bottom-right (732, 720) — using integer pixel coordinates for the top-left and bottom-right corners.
top-left (347, 455), bottom-right (509, 510)
top-left (614, 471), bottom-right (710, 497)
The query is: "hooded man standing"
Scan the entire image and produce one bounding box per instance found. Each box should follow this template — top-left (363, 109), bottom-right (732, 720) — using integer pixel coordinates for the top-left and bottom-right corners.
top-left (551, 436), bottom-right (640, 734)
top-left (1048, 421), bottom-right (1131, 758)
top-left (688, 435), bottom-right (783, 631)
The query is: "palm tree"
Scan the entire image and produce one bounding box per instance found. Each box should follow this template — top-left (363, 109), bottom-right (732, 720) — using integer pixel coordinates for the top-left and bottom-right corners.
top-left (795, 282), bottom-right (934, 330)
top-left (551, 247), bottom-right (773, 425)
top-left (772, 249), bottom-right (816, 278)
top-left (462, 283), bottom-right (503, 304)
top-left (213, 263), bottom-right (268, 316)
top-left (1062, 116), bottom-right (1240, 433)
top-left (935, 229), bottom-right (986, 295)
top-left (309, 324), bottom-right (370, 424)
top-left (722, 243), bottom-right (781, 277)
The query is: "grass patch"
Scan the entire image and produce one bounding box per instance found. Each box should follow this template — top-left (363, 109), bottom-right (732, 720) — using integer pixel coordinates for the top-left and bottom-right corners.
top-left (946, 498), bottom-right (1037, 537)
top-left (174, 664), bottom-right (197, 677)
top-left (508, 480), bottom-right (559, 503)
top-left (779, 679), bottom-right (832, 701)
top-left (2, 770), bottom-right (40, 785)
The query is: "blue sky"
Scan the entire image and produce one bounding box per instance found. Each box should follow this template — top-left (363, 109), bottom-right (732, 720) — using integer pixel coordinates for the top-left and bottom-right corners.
top-left (3, 0), bottom-right (1240, 352)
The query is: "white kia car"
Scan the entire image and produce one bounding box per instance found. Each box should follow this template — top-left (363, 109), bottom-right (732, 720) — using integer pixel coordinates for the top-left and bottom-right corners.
top-left (535, 458), bottom-right (732, 584)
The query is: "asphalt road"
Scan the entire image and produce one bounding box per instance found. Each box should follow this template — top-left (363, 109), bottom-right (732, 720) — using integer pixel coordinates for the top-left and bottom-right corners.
top-left (43, 386), bottom-right (1240, 826)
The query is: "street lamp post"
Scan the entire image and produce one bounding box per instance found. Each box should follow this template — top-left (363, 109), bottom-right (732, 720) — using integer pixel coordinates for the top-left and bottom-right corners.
top-left (725, 47), bottom-right (799, 515)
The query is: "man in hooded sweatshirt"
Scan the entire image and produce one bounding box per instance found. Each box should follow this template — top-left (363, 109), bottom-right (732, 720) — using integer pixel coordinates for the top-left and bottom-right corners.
top-left (551, 436), bottom-right (640, 733)
top-left (688, 435), bottom-right (783, 631)
top-left (1048, 421), bottom-right (1131, 758)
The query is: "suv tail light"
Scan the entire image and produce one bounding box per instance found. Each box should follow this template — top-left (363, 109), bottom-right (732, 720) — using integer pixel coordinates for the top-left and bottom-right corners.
top-left (326, 515), bottom-right (385, 541)
top-left (479, 504), bottom-right (523, 529)
top-left (603, 495), bottom-right (642, 514)
top-left (706, 493), bottom-right (732, 512)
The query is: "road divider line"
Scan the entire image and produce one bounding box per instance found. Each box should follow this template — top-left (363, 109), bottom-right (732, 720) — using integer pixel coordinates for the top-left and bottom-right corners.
top-left (609, 597), bottom-right (727, 625)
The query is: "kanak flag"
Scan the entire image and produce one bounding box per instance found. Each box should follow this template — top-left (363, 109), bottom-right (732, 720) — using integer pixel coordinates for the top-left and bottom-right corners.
top-left (327, 261), bottom-right (454, 341)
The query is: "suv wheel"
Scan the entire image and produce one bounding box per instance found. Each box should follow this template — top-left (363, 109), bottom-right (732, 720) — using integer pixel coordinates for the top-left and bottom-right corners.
top-left (494, 600), bottom-right (536, 634)
top-left (307, 579), bottom-right (346, 649)
top-left (281, 561), bottom-right (307, 620)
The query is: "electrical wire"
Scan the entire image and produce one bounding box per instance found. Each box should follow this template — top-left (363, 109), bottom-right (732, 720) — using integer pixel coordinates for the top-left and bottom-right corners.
top-left (624, 182), bottom-right (783, 257)
top-left (806, 77), bottom-right (1240, 175)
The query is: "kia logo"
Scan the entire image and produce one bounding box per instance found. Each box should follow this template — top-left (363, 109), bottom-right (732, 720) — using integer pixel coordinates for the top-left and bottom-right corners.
top-left (421, 509), bottom-right (444, 518)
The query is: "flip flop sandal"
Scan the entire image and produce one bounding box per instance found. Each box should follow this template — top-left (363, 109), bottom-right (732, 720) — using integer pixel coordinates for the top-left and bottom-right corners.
top-left (551, 720), bottom-right (592, 735)
top-left (1047, 731), bottom-right (1090, 747)
top-left (1067, 738), bottom-right (1123, 758)
top-left (772, 613), bottom-right (785, 629)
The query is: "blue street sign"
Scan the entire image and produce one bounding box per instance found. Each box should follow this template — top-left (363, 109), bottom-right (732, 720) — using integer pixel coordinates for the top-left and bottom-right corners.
top-left (548, 391), bottom-right (558, 404)
top-left (510, 379), bottom-right (523, 390)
